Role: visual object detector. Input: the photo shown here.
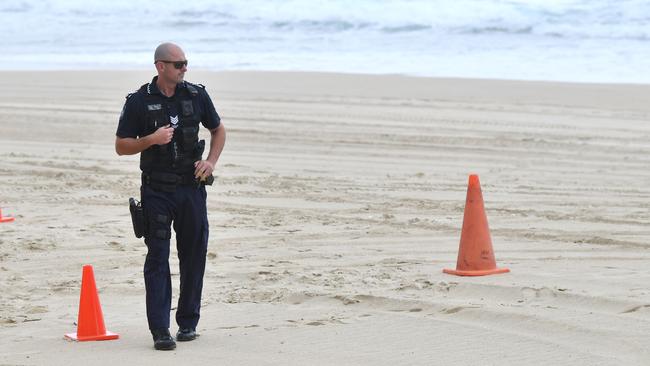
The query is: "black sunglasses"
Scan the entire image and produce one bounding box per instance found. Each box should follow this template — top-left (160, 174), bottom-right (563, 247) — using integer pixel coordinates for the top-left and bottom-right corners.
top-left (156, 60), bottom-right (188, 69)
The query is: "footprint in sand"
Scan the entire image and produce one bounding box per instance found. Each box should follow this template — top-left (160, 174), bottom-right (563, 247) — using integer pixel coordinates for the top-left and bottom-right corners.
top-left (26, 305), bottom-right (48, 314)
top-left (621, 304), bottom-right (650, 314)
top-left (107, 241), bottom-right (125, 251)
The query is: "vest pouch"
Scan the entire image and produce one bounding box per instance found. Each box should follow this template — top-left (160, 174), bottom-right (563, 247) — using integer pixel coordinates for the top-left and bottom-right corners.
top-left (194, 139), bottom-right (205, 161)
top-left (181, 100), bottom-right (194, 117)
top-left (158, 144), bottom-right (174, 165)
top-left (180, 126), bottom-right (199, 152)
top-left (140, 144), bottom-right (172, 171)
top-left (145, 108), bottom-right (167, 133)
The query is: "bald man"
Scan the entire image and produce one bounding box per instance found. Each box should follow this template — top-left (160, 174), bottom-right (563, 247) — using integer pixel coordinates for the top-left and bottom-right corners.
top-left (116, 42), bottom-right (226, 351)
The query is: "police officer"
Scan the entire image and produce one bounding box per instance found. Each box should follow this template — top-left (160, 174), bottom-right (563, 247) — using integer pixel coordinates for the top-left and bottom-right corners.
top-left (115, 42), bottom-right (226, 351)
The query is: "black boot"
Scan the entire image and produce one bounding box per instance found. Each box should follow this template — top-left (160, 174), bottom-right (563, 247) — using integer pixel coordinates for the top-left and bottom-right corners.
top-left (176, 328), bottom-right (197, 342)
top-left (151, 328), bottom-right (176, 350)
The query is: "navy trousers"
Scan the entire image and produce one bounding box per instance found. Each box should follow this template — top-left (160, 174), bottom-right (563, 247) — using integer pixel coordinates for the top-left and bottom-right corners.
top-left (141, 183), bottom-right (209, 331)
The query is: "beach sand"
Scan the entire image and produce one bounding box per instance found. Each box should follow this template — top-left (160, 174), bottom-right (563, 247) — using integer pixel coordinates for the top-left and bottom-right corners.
top-left (1, 70), bottom-right (650, 365)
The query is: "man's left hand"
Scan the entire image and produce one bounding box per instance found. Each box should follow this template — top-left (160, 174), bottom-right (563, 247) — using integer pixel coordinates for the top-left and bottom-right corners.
top-left (194, 160), bottom-right (215, 181)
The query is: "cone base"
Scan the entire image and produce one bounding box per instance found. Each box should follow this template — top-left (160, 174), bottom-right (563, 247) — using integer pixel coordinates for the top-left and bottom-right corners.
top-left (0, 217), bottom-right (14, 223)
top-left (64, 331), bottom-right (119, 342)
top-left (443, 267), bottom-right (510, 277)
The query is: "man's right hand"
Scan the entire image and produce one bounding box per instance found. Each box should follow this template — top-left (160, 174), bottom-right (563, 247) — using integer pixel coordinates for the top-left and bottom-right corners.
top-left (115, 125), bottom-right (175, 156)
top-left (151, 125), bottom-right (174, 145)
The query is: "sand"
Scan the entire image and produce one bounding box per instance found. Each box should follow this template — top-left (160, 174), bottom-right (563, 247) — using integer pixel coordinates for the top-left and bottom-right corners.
top-left (1, 70), bottom-right (650, 365)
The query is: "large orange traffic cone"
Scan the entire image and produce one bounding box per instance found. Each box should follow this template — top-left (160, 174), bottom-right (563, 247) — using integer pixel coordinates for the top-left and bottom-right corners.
top-left (0, 207), bottom-right (14, 223)
top-left (443, 175), bottom-right (509, 276)
top-left (65, 265), bottom-right (119, 341)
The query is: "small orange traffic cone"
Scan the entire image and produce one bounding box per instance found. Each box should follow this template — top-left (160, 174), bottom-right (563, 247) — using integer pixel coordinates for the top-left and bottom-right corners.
top-left (443, 174), bottom-right (509, 276)
top-left (65, 265), bottom-right (119, 341)
top-left (0, 207), bottom-right (14, 223)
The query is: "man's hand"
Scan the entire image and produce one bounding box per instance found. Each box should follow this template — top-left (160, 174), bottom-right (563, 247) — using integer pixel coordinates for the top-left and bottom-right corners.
top-left (194, 160), bottom-right (215, 180)
top-left (151, 125), bottom-right (174, 145)
top-left (115, 124), bottom-right (178, 156)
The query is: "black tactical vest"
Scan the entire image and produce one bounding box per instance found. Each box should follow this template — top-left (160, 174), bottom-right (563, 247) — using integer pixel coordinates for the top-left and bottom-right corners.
top-left (139, 82), bottom-right (204, 174)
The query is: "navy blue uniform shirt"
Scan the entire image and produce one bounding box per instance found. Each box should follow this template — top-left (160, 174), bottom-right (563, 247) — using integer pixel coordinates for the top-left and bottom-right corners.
top-left (116, 76), bottom-right (220, 139)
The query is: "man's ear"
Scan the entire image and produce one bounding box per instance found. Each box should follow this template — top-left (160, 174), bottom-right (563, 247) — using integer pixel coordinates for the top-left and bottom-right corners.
top-left (154, 62), bottom-right (164, 73)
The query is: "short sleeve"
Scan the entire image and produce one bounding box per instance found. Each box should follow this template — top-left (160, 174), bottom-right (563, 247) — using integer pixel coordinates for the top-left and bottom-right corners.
top-left (116, 94), bottom-right (144, 138)
top-left (199, 88), bottom-right (221, 130)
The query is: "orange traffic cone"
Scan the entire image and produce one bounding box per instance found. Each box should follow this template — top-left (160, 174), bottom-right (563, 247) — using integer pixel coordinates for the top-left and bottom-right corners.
top-left (65, 265), bottom-right (119, 341)
top-left (443, 174), bottom-right (509, 276)
top-left (0, 207), bottom-right (14, 223)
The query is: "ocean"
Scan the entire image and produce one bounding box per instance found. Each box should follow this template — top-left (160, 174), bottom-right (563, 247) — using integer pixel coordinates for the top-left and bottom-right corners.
top-left (2, 0), bottom-right (649, 83)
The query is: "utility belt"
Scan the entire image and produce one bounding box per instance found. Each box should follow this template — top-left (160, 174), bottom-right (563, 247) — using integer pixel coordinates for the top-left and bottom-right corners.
top-left (129, 171), bottom-right (214, 239)
top-left (141, 171), bottom-right (214, 193)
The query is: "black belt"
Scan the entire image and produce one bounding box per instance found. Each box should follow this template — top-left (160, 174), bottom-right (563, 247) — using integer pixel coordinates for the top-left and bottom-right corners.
top-left (142, 171), bottom-right (213, 192)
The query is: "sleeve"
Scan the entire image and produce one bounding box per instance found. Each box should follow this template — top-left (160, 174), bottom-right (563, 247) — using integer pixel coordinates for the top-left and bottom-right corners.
top-left (116, 94), bottom-right (144, 138)
top-left (199, 88), bottom-right (221, 130)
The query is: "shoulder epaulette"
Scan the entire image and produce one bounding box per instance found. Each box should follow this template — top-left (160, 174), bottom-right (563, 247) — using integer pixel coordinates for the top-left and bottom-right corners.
top-left (134, 82), bottom-right (151, 95)
top-left (185, 82), bottom-right (199, 96)
top-left (185, 81), bottom-right (205, 89)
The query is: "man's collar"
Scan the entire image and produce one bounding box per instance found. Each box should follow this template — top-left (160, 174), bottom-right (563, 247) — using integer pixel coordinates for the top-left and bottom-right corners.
top-left (147, 76), bottom-right (161, 95)
top-left (148, 76), bottom-right (186, 96)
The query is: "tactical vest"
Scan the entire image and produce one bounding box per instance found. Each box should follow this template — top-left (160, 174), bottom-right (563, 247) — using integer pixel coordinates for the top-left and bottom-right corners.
top-left (139, 82), bottom-right (204, 174)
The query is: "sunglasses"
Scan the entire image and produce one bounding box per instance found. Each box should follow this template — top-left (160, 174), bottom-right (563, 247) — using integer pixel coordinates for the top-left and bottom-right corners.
top-left (156, 60), bottom-right (188, 69)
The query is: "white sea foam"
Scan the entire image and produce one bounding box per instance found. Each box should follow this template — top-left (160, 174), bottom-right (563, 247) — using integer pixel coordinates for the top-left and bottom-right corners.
top-left (1, 0), bottom-right (649, 82)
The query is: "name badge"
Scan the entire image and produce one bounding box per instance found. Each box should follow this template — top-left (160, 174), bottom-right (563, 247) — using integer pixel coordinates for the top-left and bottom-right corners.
top-left (147, 104), bottom-right (162, 111)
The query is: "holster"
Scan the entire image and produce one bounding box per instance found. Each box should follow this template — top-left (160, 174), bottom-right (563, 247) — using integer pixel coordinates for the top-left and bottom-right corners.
top-left (129, 197), bottom-right (146, 238)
